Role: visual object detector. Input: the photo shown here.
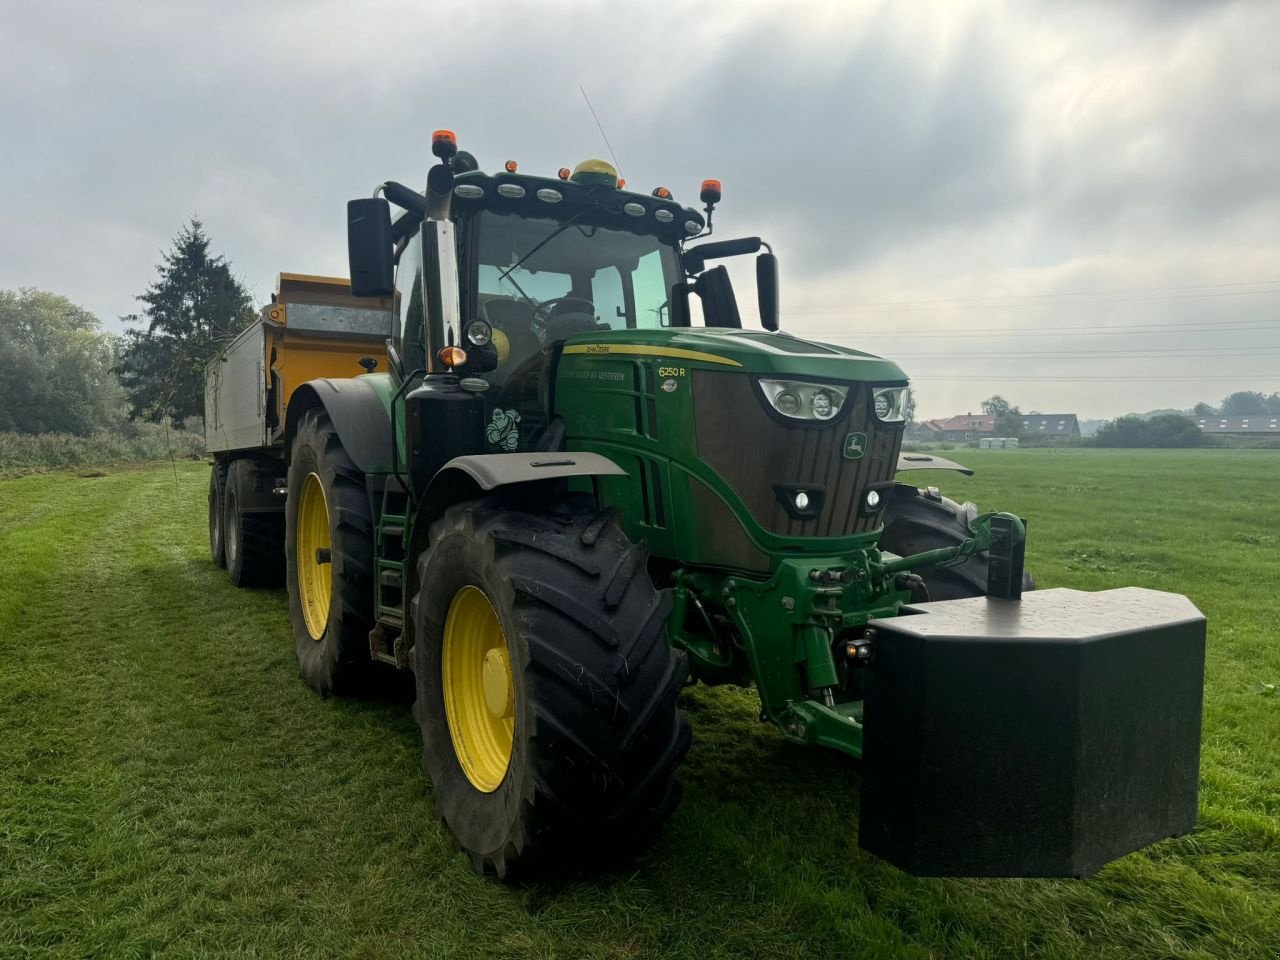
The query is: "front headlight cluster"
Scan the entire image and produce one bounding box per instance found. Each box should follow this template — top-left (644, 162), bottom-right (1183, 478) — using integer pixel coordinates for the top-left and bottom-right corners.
top-left (872, 386), bottom-right (908, 422)
top-left (759, 379), bottom-right (847, 421)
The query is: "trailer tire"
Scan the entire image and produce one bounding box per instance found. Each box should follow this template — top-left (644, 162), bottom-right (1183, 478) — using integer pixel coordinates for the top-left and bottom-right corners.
top-left (411, 496), bottom-right (691, 880)
top-left (224, 459), bottom-right (285, 588)
top-left (209, 460), bottom-right (229, 568)
top-left (286, 409), bottom-right (374, 696)
top-left (879, 484), bottom-right (1034, 601)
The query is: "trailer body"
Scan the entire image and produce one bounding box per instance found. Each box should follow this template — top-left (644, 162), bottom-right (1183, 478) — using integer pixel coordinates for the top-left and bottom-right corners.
top-left (205, 273), bottom-right (393, 455)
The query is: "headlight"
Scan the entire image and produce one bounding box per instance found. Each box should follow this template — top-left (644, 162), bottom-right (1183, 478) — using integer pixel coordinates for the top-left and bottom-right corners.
top-left (759, 379), bottom-right (847, 422)
top-left (872, 386), bottom-right (908, 422)
top-left (465, 320), bottom-right (492, 347)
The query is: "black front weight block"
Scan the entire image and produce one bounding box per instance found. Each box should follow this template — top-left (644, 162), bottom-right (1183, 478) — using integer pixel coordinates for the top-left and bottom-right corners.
top-left (859, 587), bottom-right (1206, 877)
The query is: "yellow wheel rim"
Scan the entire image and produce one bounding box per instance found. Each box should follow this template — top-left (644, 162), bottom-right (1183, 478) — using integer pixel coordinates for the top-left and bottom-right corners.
top-left (442, 586), bottom-right (515, 793)
top-left (296, 472), bottom-right (332, 641)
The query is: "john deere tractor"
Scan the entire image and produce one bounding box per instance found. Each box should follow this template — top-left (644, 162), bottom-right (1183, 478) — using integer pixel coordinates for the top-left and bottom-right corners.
top-left (206, 131), bottom-right (1206, 881)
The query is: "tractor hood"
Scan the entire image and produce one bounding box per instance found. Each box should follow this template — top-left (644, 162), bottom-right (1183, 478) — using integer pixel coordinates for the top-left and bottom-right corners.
top-left (561, 328), bottom-right (908, 385)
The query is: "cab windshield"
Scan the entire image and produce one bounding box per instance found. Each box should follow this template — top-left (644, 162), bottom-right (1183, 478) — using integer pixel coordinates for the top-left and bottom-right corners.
top-left (471, 211), bottom-right (681, 365)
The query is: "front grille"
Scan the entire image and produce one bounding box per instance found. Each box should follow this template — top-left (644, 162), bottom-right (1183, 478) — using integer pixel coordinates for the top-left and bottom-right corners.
top-left (693, 371), bottom-right (903, 538)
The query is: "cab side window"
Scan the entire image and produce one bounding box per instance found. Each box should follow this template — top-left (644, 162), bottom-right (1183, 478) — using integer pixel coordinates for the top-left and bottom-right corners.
top-left (396, 229), bottom-right (425, 371)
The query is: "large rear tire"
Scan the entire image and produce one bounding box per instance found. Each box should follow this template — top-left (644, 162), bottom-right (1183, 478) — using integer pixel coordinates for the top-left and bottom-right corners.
top-left (879, 483), bottom-right (1034, 600)
top-left (223, 459), bottom-right (284, 587)
top-left (285, 409), bottom-right (374, 696)
top-left (411, 496), bottom-right (691, 880)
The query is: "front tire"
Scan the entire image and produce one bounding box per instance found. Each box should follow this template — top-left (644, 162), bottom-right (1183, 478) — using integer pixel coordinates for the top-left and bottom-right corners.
top-left (411, 497), bottom-right (691, 880)
top-left (879, 483), bottom-right (1034, 600)
top-left (285, 409), bottom-right (374, 695)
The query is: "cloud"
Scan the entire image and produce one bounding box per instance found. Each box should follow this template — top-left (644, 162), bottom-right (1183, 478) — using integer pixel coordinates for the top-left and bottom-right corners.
top-left (0, 0), bottom-right (1277, 417)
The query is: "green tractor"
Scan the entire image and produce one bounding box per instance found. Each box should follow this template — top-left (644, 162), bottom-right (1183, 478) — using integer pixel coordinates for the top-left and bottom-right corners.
top-left (210, 130), bottom-right (1206, 880)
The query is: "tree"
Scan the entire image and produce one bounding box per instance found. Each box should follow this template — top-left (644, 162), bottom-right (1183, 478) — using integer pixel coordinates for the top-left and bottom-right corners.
top-left (116, 219), bottom-right (255, 426)
top-left (0, 288), bottom-right (120, 435)
top-left (1193, 401), bottom-right (1217, 417)
top-left (981, 395), bottom-right (1014, 417)
top-left (1091, 414), bottom-right (1207, 448)
top-left (1267, 393), bottom-right (1280, 415)
top-left (981, 394), bottom-right (1022, 437)
top-left (1219, 391), bottom-right (1269, 416)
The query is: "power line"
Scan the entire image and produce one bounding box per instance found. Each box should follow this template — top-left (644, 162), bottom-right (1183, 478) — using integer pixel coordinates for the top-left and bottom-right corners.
top-left (810, 320), bottom-right (1280, 340)
top-left (907, 374), bottom-right (1280, 382)
top-left (788, 278), bottom-right (1280, 312)
top-left (883, 348), bottom-right (1280, 360)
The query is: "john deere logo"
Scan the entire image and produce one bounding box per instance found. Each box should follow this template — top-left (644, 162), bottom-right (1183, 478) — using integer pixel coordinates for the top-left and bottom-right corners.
top-left (843, 432), bottom-right (868, 459)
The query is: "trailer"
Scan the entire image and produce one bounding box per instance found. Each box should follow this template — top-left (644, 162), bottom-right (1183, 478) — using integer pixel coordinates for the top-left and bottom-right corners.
top-left (205, 273), bottom-right (393, 585)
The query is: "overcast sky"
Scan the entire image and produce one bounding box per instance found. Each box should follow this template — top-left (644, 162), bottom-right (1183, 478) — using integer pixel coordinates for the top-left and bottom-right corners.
top-left (3, 0), bottom-right (1277, 419)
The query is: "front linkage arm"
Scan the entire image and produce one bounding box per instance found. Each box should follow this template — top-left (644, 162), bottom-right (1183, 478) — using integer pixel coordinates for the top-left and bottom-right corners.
top-left (668, 511), bottom-right (1029, 759)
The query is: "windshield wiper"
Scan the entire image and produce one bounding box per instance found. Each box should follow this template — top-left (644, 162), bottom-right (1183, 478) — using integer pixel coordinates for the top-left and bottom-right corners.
top-left (498, 209), bottom-right (587, 286)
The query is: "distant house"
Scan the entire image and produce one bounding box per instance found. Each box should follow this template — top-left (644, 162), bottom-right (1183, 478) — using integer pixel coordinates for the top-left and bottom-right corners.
top-left (1020, 414), bottom-right (1081, 441)
top-left (1190, 414), bottom-right (1280, 436)
top-left (908, 419), bottom-right (946, 441)
top-left (936, 413), bottom-right (995, 442)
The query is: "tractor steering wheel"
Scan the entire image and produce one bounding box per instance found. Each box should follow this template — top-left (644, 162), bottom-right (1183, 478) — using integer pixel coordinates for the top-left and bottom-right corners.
top-left (532, 296), bottom-right (599, 342)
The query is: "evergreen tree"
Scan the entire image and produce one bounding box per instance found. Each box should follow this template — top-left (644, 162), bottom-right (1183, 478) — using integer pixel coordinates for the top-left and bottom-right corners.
top-left (116, 219), bottom-right (255, 426)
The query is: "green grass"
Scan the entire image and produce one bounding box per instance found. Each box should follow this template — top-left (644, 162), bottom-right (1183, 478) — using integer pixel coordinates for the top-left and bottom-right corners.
top-left (2, 450), bottom-right (1278, 959)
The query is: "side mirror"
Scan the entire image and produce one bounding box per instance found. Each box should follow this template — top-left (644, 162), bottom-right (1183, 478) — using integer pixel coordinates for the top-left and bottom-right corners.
top-left (757, 252), bottom-right (779, 331)
top-left (347, 198), bottom-right (394, 297)
top-left (694, 265), bottom-right (742, 329)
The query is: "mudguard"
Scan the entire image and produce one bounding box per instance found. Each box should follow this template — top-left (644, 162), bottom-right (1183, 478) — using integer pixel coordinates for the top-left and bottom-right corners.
top-left (431, 452), bottom-right (627, 491)
top-left (284, 378), bottom-right (392, 474)
top-left (415, 452), bottom-right (627, 542)
top-left (896, 453), bottom-right (974, 476)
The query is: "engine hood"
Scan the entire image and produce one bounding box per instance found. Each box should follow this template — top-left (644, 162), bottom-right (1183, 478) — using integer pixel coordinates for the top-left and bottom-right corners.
top-left (560, 327), bottom-right (907, 384)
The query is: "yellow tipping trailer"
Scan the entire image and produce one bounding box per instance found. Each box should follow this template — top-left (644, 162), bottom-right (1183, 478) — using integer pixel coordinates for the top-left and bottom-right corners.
top-left (204, 273), bottom-right (393, 584)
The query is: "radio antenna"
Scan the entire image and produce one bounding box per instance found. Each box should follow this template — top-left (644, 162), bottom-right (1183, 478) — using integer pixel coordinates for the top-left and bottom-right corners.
top-left (579, 85), bottom-right (622, 179)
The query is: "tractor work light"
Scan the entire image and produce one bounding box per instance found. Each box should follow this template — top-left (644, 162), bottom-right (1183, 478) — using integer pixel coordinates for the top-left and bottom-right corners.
top-left (465, 320), bottom-right (492, 347)
top-left (759, 379), bottom-right (848, 422)
top-left (865, 489), bottom-right (881, 510)
top-left (454, 184), bottom-right (484, 199)
top-left (655, 209), bottom-right (674, 223)
top-left (496, 183), bottom-right (525, 199)
top-left (624, 203), bottom-right (645, 217)
top-left (872, 386), bottom-right (908, 422)
top-left (536, 188), bottom-right (563, 203)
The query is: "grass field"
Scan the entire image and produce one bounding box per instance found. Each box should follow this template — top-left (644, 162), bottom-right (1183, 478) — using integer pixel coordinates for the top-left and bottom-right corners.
top-left (2, 450), bottom-right (1278, 959)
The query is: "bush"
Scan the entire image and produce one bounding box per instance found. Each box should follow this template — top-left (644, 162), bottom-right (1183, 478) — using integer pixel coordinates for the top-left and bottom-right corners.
top-left (0, 423), bottom-right (205, 473)
top-left (1089, 414), bottom-right (1211, 448)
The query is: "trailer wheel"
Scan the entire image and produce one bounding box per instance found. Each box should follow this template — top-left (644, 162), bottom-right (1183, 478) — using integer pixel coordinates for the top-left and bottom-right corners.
top-left (879, 483), bottom-right (1034, 600)
top-left (209, 460), bottom-right (229, 568)
top-left (286, 409), bottom-right (374, 696)
top-left (411, 496), bottom-right (691, 880)
top-left (223, 459), bottom-right (285, 587)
